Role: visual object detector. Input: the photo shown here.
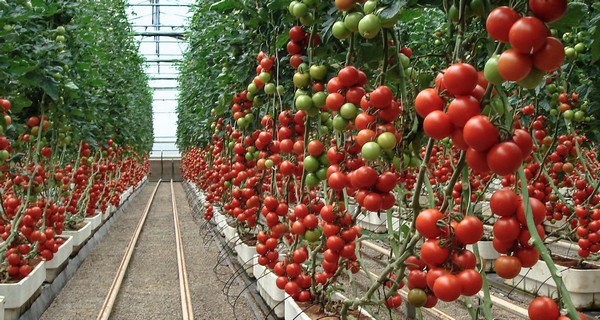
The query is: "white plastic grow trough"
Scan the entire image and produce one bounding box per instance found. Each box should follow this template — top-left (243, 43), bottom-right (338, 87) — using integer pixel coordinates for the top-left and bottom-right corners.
top-left (284, 292), bottom-right (374, 320)
top-left (213, 209), bottom-right (227, 236)
top-left (0, 296), bottom-right (4, 320)
top-left (0, 261), bottom-right (46, 320)
top-left (504, 256), bottom-right (600, 309)
top-left (466, 241), bottom-right (499, 272)
top-left (62, 220), bottom-right (92, 251)
top-left (256, 268), bottom-right (285, 318)
top-left (85, 211), bottom-right (102, 231)
top-left (357, 211), bottom-right (387, 233)
top-left (224, 223), bottom-right (239, 248)
top-left (235, 242), bottom-right (256, 278)
top-left (44, 236), bottom-right (73, 282)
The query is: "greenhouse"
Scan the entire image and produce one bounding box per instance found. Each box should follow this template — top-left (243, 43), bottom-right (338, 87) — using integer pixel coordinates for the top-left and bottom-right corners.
top-left (1, 0), bottom-right (600, 319)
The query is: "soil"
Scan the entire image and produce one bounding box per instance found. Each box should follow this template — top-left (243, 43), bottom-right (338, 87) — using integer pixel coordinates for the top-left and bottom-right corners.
top-left (552, 255), bottom-right (600, 270)
top-left (296, 301), bottom-right (369, 319)
top-left (64, 220), bottom-right (86, 231)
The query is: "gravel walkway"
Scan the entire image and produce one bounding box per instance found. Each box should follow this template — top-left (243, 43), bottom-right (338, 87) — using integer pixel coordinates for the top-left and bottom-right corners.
top-left (41, 184), bottom-right (155, 319)
top-left (40, 182), bottom-right (256, 320)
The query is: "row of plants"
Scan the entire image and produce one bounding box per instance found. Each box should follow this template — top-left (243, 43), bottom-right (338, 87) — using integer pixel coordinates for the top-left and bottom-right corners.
top-left (0, 0), bottom-right (152, 294)
top-left (179, 0), bottom-right (599, 319)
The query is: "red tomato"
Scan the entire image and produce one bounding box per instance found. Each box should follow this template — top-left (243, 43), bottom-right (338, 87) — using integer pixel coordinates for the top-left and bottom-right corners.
top-left (424, 111), bottom-right (454, 140)
top-left (494, 255), bottom-right (522, 279)
top-left (432, 274), bottom-right (461, 302)
top-left (486, 6), bottom-right (521, 42)
top-left (515, 246), bottom-right (540, 268)
top-left (529, 0), bottom-right (567, 22)
top-left (447, 95), bottom-right (481, 128)
top-left (498, 49), bottom-right (532, 81)
top-left (442, 63), bottom-right (478, 96)
top-left (455, 216), bottom-right (484, 245)
top-left (457, 269), bottom-right (483, 296)
top-left (338, 66), bottom-right (359, 87)
top-left (516, 197), bottom-right (547, 225)
top-left (415, 88), bottom-right (445, 118)
top-left (420, 239), bottom-right (450, 266)
top-left (512, 129), bottom-right (534, 159)
top-left (463, 115), bottom-right (498, 152)
top-left (509, 17), bottom-right (549, 54)
top-left (528, 296), bottom-right (560, 320)
top-left (490, 188), bottom-right (519, 217)
top-left (486, 141), bottom-right (523, 176)
top-left (466, 147), bottom-right (490, 173)
top-left (533, 37), bottom-right (565, 73)
top-left (416, 209), bottom-right (444, 239)
top-left (493, 217), bottom-right (521, 242)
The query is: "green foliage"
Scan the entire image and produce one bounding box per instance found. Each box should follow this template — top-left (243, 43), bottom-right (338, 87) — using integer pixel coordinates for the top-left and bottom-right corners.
top-left (0, 0), bottom-right (153, 154)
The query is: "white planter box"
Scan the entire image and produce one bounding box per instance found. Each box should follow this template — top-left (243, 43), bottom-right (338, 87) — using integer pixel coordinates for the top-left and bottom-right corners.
top-left (224, 224), bottom-right (239, 248)
top-left (357, 211), bottom-right (387, 233)
top-left (102, 205), bottom-right (115, 221)
top-left (253, 255), bottom-right (266, 279)
top-left (284, 292), bottom-right (374, 320)
top-left (0, 261), bottom-right (46, 318)
top-left (213, 210), bottom-right (227, 236)
top-left (505, 257), bottom-right (600, 308)
top-left (62, 221), bottom-right (92, 249)
top-left (45, 236), bottom-right (73, 282)
top-left (235, 243), bottom-right (256, 278)
top-left (467, 241), bottom-right (499, 272)
top-left (0, 296), bottom-right (4, 320)
top-left (85, 212), bottom-right (102, 231)
top-left (256, 268), bottom-right (284, 318)
top-left (543, 217), bottom-right (568, 234)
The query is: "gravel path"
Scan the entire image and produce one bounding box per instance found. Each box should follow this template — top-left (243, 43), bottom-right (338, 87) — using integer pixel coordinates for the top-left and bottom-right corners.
top-left (174, 182), bottom-right (254, 320)
top-left (110, 183), bottom-right (181, 319)
top-left (41, 184), bottom-right (155, 319)
top-left (41, 182), bottom-right (256, 320)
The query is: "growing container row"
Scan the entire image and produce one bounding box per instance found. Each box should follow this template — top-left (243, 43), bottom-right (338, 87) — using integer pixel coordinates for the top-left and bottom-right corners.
top-left (0, 179), bottom-right (145, 320)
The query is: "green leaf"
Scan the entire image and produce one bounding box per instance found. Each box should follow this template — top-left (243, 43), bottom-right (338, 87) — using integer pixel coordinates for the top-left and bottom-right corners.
top-left (267, 0), bottom-right (289, 10)
top-left (210, 0), bottom-right (244, 12)
top-left (379, 0), bottom-right (405, 20)
top-left (276, 33), bottom-right (289, 49)
top-left (548, 2), bottom-right (587, 30)
top-left (65, 81), bottom-right (79, 91)
top-left (592, 21), bottom-right (600, 64)
top-left (10, 96), bottom-right (32, 112)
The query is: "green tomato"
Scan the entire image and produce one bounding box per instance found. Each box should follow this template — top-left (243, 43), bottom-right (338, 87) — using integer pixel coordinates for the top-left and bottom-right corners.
top-left (309, 65), bottom-right (327, 80)
top-left (469, 0), bottom-right (484, 17)
top-left (304, 156), bottom-right (320, 172)
top-left (228, 141), bottom-right (235, 149)
top-left (295, 94), bottom-right (314, 111)
top-left (57, 26), bottom-right (66, 35)
top-left (253, 96), bottom-right (263, 107)
top-left (237, 117), bottom-right (247, 128)
top-left (484, 55), bottom-right (505, 85)
top-left (277, 85), bottom-right (284, 95)
top-left (303, 227), bottom-right (322, 242)
top-left (292, 2), bottom-right (308, 18)
top-left (55, 35), bottom-right (65, 42)
top-left (303, 0), bottom-right (317, 6)
top-left (363, 0), bottom-right (377, 14)
top-left (247, 83), bottom-right (259, 94)
top-left (245, 152), bottom-right (253, 161)
top-left (399, 53), bottom-right (410, 68)
top-left (361, 142), bottom-right (381, 161)
top-left (246, 91), bottom-right (255, 100)
top-left (563, 109), bottom-right (574, 120)
top-left (258, 72), bottom-right (271, 83)
top-left (316, 167), bottom-right (328, 180)
top-left (0, 150), bottom-right (9, 161)
top-left (319, 153), bottom-right (330, 165)
top-left (300, 13), bottom-right (315, 26)
top-left (265, 159), bottom-right (274, 168)
top-left (305, 173), bottom-right (319, 187)
top-left (312, 91), bottom-right (327, 108)
top-left (339, 103), bottom-right (357, 120)
top-left (574, 110), bottom-right (585, 122)
top-left (344, 12), bottom-right (364, 32)
top-left (244, 113), bottom-right (255, 123)
top-left (549, 109), bottom-right (558, 116)
top-left (264, 83), bottom-right (276, 94)
top-left (332, 114), bottom-right (349, 131)
top-left (294, 89), bottom-right (309, 100)
top-left (517, 68), bottom-right (545, 89)
top-left (306, 106), bottom-right (320, 117)
top-left (358, 14), bottom-right (381, 39)
top-left (332, 21), bottom-right (351, 40)
top-left (224, 181), bottom-right (231, 188)
top-left (565, 47), bottom-right (577, 60)
top-left (377, 132), bottom-right (397, 151)
top-left (293, 72), bottom-right (311, 88)
top-left (575, 43), bottom-right (586, 53)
